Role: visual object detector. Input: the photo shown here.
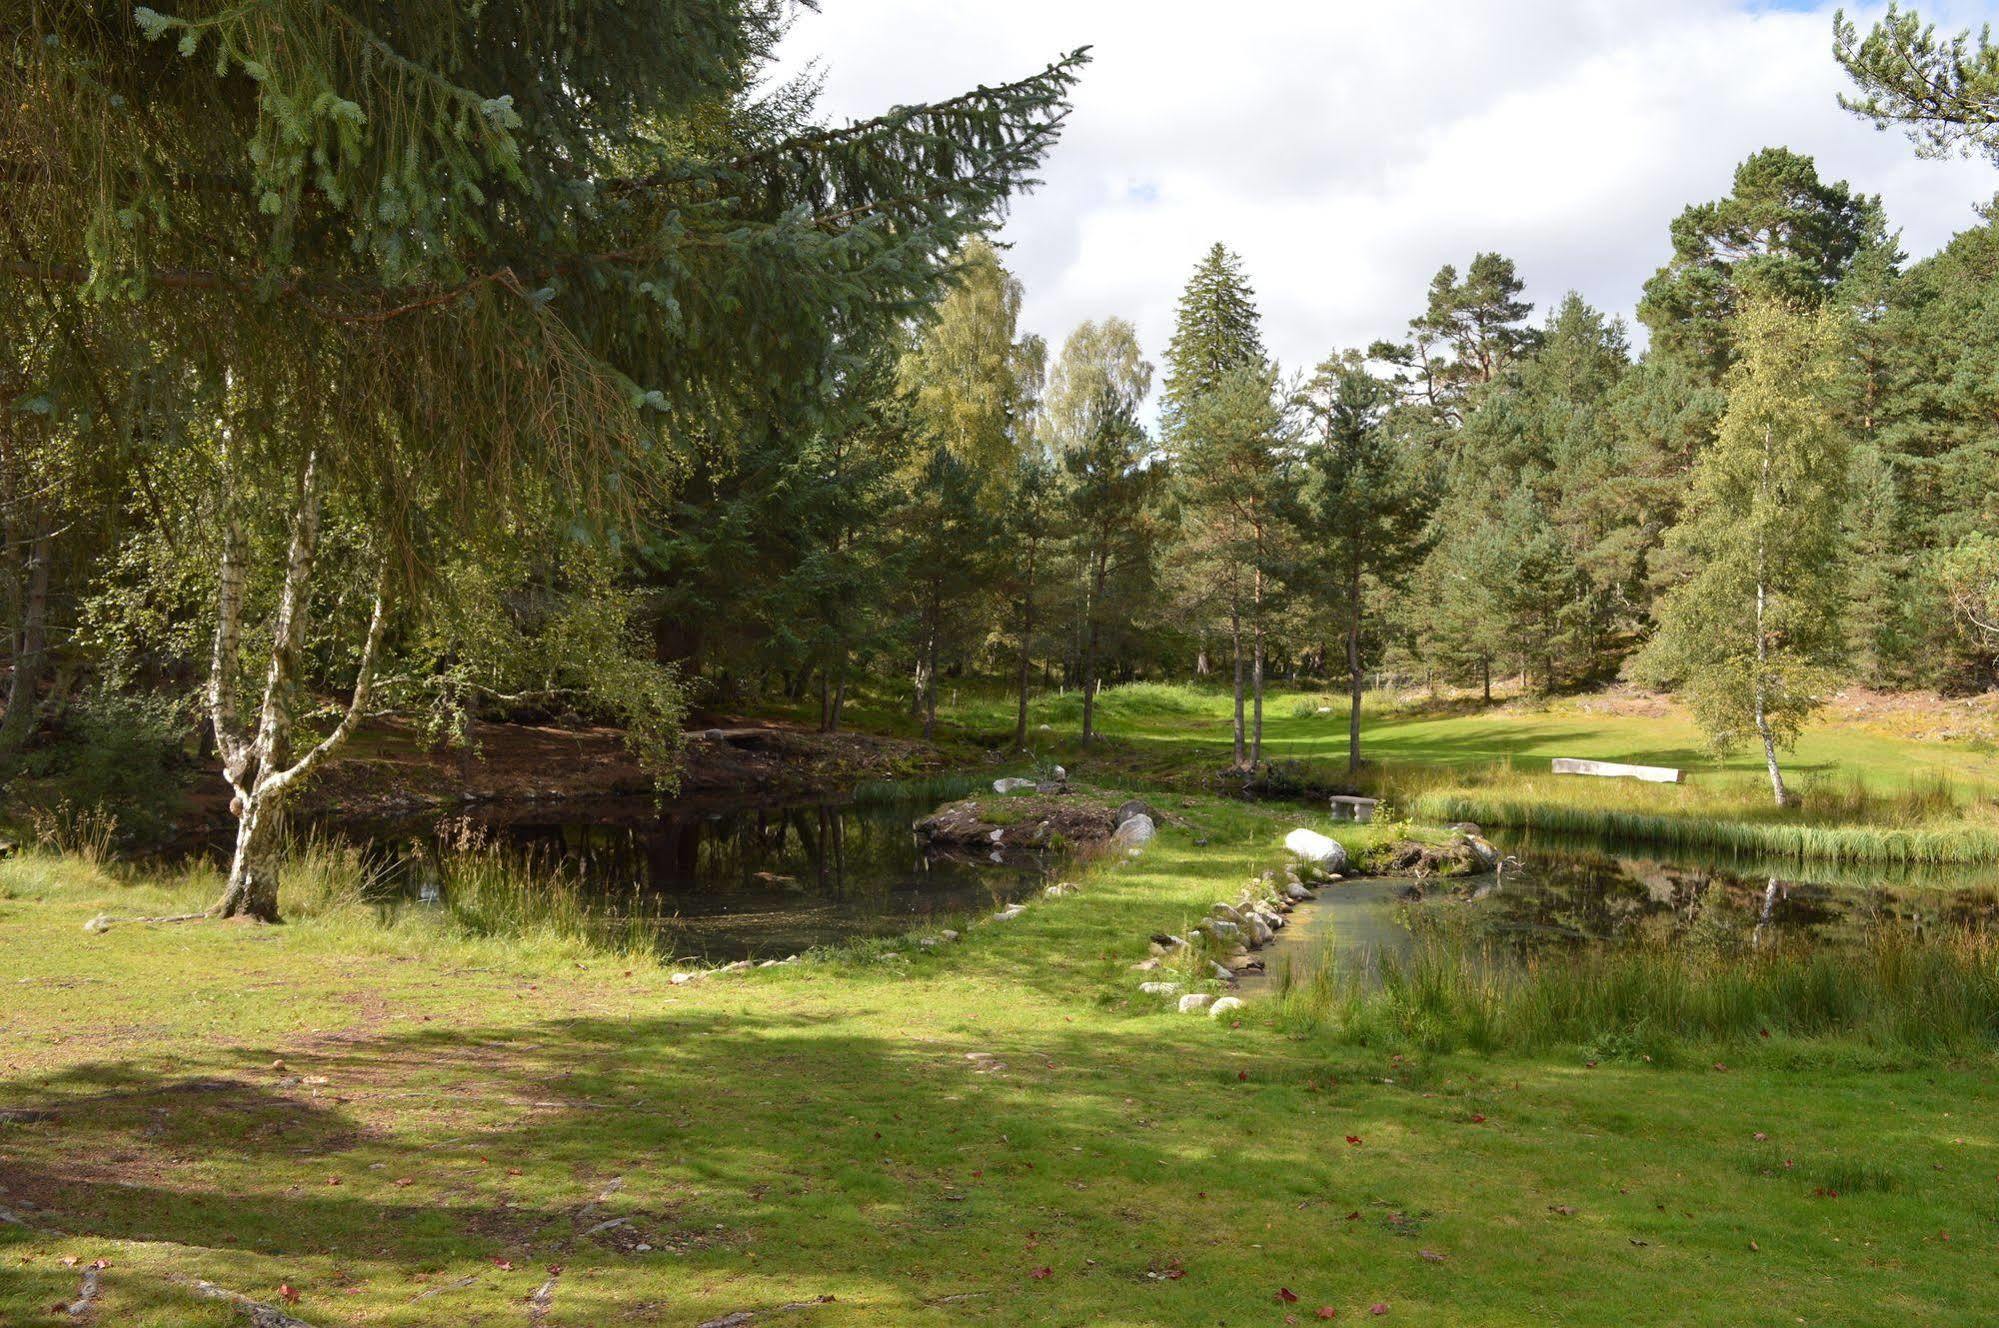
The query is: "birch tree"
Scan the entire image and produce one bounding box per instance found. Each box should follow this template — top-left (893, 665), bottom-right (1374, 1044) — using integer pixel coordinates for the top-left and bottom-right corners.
top-left (1642, 300), bottom-right (1854, 805)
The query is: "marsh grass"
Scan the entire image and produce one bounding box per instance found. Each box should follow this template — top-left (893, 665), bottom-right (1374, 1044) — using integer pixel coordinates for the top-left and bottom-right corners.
top-left (1411, 766), bottom-right (1999, 865)
top-left (1273, 921), bottom-right (1999, 1057)
top-left (849, 770), bottom-right (995, 805)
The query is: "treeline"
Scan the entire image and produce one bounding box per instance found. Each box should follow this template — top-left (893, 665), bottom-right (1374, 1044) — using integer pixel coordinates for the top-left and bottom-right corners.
top-left (644, 141), bottom-right (1999, 765)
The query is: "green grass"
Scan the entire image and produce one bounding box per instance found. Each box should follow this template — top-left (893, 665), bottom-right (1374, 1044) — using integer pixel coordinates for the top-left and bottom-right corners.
top-left (790, 679), bottom-right (1999, 867)
top-left (4, 799), bottom-right (1998, 1326)
top-left (1273, 914), bottom-right (1999, 1058)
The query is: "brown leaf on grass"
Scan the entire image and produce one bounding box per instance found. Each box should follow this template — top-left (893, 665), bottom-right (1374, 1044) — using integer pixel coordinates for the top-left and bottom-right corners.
top-left (1277, 1287), bottom-right (1300, 1303)
top-left (1417, 1249), bottom-right (1445, 1263)
top-left (1316, 1308), bottom-right (1338, 1320)
top-left (1369, 1303), bottom-right (1390, 1316)
top-left (278, 1284), bottom-right (300, 1304)
top-left (1029, 1266), bottom-right (1052, 1280)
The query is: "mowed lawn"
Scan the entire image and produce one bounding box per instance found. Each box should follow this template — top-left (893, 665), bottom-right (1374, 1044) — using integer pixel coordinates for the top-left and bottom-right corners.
top-left (4, 797), bottom-right (1995, 1327)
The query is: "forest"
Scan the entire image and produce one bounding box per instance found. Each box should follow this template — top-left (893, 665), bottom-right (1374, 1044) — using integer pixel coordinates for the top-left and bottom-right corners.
top-left (5, 4), bottom-right (1999, 1327)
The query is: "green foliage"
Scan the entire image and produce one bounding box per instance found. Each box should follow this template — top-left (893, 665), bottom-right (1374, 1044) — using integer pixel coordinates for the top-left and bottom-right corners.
top-left (1637, 147), bottom-right (1893, 379)
top-left (8, 688), bottom-right (194, 847)
top-left (1642, 301), bottom-right (1854, 778)
top-left (1161, 242), bottom-right (1267, 430)
top-left (1836, 4), bottom-right (1999, 163)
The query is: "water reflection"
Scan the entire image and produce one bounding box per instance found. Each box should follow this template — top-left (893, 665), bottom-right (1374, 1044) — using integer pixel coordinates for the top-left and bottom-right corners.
top-left (351, 795), bottom-right (1050, 960)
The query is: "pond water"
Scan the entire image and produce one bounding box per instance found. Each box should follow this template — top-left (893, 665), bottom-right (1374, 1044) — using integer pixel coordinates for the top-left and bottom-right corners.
top-left (340, 794), bottom-right (1051, 961)
top-left (1251, 831), bottom-right (1999, 991)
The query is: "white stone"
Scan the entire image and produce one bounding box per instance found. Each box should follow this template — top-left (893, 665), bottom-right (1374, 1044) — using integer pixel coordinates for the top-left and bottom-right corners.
top-left (1111, 813), bottom-right (1157, 849)
top-left (992, 904), bottom-right (1027, 922)
top-left (1177, 992), bottom-right (1215, 1014)
top-left (1284, 827), bottom-right (1349, 873)
top-left (1139, 981), bottom-right (1183, 997)
top-left (993, 777), bottom-right (1038, 795)
top-left (1208, 996), bottom-right (1245, 1019)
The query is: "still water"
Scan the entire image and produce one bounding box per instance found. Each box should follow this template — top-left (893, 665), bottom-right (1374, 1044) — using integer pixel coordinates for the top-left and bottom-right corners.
top-left (1254, 831), bottom-right (1999, 989)
top-left (347, 794), bottom-right (1050, 961)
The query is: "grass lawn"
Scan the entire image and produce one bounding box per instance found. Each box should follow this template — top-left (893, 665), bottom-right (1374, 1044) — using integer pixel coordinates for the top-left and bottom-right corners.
top-left (4, 795), bottom-right (1995, 1326)
top-left (770, 682), bottom-right (1999, 864)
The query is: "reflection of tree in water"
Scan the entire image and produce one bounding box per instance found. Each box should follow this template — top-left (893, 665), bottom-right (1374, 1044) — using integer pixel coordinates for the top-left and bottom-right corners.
top-left (1446, 847), bottom-right (1999, 957)
top-left (361, 796), bottom-right (1048, 960)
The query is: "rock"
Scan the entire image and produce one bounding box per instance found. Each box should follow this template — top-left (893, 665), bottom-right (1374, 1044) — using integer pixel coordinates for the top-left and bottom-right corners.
top-left (1150, 932), bottom-right (1187, 951)
top-left (988, 828), bottom-right (1005, 842)
top-left (1210, 962), bottom-right (1235, 981)
top-left (703, 728), bottom-right (727, 742)
top-left (1139, 981), bottom-right (1183, 997)
top-left (1461, 834), bottom-right (1500, 868)
top-left (1243, 914), bottom-right (1274, 947)
top-left (918, 937), bottom-right (939, 949)
top-left (1051, 765), bottom-right (1067, 781)
top-left (1200, 919), bottom-right (1242, 944)
top-left (1284, 827), bottom-right (1349, 873)
top-left (1133, 957), bottom-right (1162, 971)
top-left (1284, 882), bottom-right (1314, 902)
top-left (719, 960), bottom-right (753, 973)
top-left (669, 972), bottom-right (696, 985)
top-left (1178, 993), bottom-right (1215, 1014)
top-left (1110, 814), bottom-right (1156, 849)
top-left (1208, 996), bottom-right (1245, 1019)
top-left (940, 929), bottom-right (960, 942)
top-left (1210, 902), bottom-right (1249, 927)
top-left (992, 904), bottom-right (1027, 922)
top-left (993, 777), bottom-right (1038, 795)
top-left (83, 914), bottom-right (112, 935)
top-left (1044, 881), bottom-right (1080, 897)
top-left (1113, 799), bottom-right (1155, 827)
top-left (1447, 822), bottom-right (1482, 836)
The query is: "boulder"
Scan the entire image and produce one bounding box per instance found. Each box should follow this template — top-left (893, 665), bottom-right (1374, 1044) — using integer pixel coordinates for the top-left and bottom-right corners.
top-left (1210, 962), bottom-right (1235, 981)
top-left (993, 777), bottom-right (1038, 795)
top-left (1210, 902), bottom-right (1250, 927)
top-left (1110, 813), bottom-right (1156, 849)
top-left (1284, 827), bottom-right (1349, 873)
top-left (1199, 919), bottom-right (1242, 945)
top-left (1461, 834), bottom-right (1500, 868)
top-left (1177, 992), bottom-right (1215, 1014)
top-left (1113, 799), bottom-right (1155, 827)
top-left (1139, 981), bottom-right (1183, 997)
top-left (1284, 882), bottom-right (1314, 902)
top-left (992, 904), bottom-right (1027, 922)
top-left (1044, 881), bottom-right (1080, 897)
top-left (1243, 914), bottom-right (1274, 947)
top-left (1208, 996), bottom-right (1245, 1019)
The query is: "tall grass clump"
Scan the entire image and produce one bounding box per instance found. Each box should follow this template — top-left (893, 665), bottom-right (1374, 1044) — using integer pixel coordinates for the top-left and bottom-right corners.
top-left (1275, 924), bottom-right (1999, 1057)
top-left (1413, 773), bottom-right (1999, 866)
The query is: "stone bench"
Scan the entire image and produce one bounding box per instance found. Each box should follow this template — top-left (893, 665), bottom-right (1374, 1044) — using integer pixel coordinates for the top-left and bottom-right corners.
top-left (1328, 795), bottom-right (1378, 823)
top-left (1551, 758), bottom-right (1682, 784)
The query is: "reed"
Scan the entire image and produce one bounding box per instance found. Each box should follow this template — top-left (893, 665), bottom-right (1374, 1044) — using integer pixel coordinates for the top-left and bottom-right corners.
top-left (1274, 922), bottom-right (1999, 1057)
top-left (849, 771), bottom-right (996, 806)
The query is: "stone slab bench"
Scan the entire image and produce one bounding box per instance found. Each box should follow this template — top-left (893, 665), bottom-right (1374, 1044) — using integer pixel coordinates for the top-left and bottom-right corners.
top-left (1328, 795), bottom-right (1379, 823)
top-left (1551, 758), bottom-right (1682, 784)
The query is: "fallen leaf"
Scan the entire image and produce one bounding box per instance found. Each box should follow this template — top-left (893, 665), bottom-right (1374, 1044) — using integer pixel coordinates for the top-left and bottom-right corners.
top-left (1468, 1114), bottom-right (1486, 1124)
top-left (1370, 1303), bottom-right (1390, 1316)
top-left (1753, 1132), bottom-right (1768, 1142)
top-left (278, 1284), bottom-right (300, 1305)
top-left (1345, 1135), bottom-right (1363, 1146)
top-left (494, 1259), bottom-right (515, 1271)
top-left (1748, 1240), bottom-right (1760, 1252)
top-left (1418, 1249), bottom-right (1445, 1263)
top-left (1277, 1287), bottom-right (1300, 1303)
top-left (1029, 1266), bottom-right (1052, 1280)
top-left (1317, 1309), bottom-right (1338, 1320)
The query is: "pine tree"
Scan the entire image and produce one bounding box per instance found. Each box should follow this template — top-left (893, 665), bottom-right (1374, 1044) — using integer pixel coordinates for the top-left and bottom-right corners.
top-left (1642, 300), bottom-right (1854, 806)
top-left (1296, 352), bottom-right (1436, 771)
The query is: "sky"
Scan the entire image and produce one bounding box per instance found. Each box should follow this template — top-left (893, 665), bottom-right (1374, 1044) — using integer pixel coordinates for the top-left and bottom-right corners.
top-left (773, 1), bottom-right (1999, 390)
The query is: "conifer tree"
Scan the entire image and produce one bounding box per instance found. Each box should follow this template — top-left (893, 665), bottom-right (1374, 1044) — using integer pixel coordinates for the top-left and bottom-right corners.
top-left (6, 3), bottom-right (1085, 920)
top-left (1296, 352), bottom-right (1435, 771)
top-left (1642, 300), bottom-right (1854, 806)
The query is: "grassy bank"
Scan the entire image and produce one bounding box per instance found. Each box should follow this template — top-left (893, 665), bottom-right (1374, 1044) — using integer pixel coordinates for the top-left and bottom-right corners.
top-left (4, 798), bottom-right (1998, 1326)
top-left (768, 680), bottom-right (1999, 867)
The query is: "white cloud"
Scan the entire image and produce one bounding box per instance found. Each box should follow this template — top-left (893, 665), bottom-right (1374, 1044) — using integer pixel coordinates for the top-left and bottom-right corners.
top-left (775, 1), bottom-right (1999, 392)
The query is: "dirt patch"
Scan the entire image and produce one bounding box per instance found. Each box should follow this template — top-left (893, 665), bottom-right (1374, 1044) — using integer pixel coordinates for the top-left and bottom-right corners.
top-left (176, 719), bottom-right (947, 837)
top-left (913, 792), bottom-right (1127, 853)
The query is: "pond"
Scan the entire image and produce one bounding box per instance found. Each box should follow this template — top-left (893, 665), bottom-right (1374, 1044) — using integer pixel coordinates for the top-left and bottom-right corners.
top-left (1250, 831), bottom-right (1999, 991)
top-left (338, 793), bottom-right (1052, 961)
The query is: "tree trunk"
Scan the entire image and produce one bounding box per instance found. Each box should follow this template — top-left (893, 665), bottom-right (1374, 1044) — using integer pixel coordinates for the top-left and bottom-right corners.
top-left (1481, 657), bottom-right (1491, 705)
top-left (1250, 564), bottom-right (1265, 767)
top-left (1346, 562), bottom-right (1364, 775)
top-left (921, 622), bottom-right (939, 742)
top-left (0, 530), bottom-right (51, 759)
top-left (209, 448), bottom-right (392, 922)
top-left (1081, 552), bottom-right (1107, 744)
top-left (1754, 433), bottom-right (1789, 809)
top-left (1012, 540), bottom-right (1037, 751)
top-left (1228, 595), bottom-right (1245, 769)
